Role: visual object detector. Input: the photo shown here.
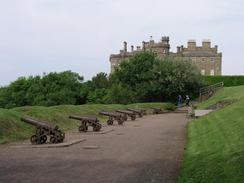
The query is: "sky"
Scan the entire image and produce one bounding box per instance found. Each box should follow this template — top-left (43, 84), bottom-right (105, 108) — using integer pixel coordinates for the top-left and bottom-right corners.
top-left (0, 0), bottom-right (244, 86)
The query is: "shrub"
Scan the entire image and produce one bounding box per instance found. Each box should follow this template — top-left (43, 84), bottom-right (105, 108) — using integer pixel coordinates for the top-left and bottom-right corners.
top-left (203, 76), bottom-right (244, 87)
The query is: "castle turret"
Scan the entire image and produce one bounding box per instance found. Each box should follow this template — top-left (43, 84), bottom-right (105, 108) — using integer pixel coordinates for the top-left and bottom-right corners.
top-left (187, 40), bottom-right (196, 50)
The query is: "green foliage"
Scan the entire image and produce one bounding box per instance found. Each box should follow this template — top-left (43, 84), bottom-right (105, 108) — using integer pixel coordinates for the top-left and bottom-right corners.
top-left (90, 72), bottom-right (110, 89)
top-left (87, 88), bottom-right (108, 104)
top-left (0, 52), bottom-right (204, 107)
top-left (0, 71), bottom-right (85, 108)
top-left (203, 75), bottom-right (244, 87)
top-left (105, 84), bottom-right (136, 104)
top-left (178, 86), bottom-right (244, 183)
top-left (152, 57), bottom-right (203, 101)
top-left (164, 103), bottom-right (177, 111)
top-left (111, 52), bottom-right (204, 103)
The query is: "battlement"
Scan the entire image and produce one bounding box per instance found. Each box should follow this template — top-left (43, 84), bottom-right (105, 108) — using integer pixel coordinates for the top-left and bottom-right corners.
top-left (109, 36), bottom-right (222, 75)
top-left (110, 36), bottom-right (170, 60)
top-left (177, 39), bottom-right (221, 56)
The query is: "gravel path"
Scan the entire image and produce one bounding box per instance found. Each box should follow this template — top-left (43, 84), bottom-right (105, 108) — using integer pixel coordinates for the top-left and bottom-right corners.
top-left (0, 113), bottom-right (188, 183)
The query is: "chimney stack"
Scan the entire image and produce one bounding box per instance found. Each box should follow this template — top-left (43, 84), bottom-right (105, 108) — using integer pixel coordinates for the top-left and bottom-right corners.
top-left (202, 39), bottom-right (211, 49)
top-left (142, 41), bottom-right (146, 51)
top-left (214, 45), bottom-right (218, 52)
top-left (177, 46), bottom-right (181, 53)
top-left (187, 40), bottom-right (196, 50)
top-left (123, 41), bottom-right (127, 52)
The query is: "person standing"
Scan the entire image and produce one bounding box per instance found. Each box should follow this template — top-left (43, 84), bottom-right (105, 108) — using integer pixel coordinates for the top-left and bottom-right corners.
top-left (178, 95), bottom-right (182, 108)
top-left (186, 95), bottom-right (190, 107)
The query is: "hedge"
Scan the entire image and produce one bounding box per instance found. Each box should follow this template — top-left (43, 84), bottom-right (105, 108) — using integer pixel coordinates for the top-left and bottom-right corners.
top-left (203, 76), bottom-right (244, 87)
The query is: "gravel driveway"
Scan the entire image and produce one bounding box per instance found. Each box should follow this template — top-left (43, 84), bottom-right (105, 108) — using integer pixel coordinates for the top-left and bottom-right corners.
top-left (0, 113), bottom-right (188, 183)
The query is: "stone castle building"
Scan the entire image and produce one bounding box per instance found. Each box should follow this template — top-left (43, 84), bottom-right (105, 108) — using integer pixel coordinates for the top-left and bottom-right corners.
top-left (109, 36), bottom-right (222, 75)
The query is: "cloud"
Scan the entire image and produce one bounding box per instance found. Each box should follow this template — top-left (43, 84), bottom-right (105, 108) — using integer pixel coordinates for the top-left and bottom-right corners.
top-left (0, 0), bottom-right (244, 86)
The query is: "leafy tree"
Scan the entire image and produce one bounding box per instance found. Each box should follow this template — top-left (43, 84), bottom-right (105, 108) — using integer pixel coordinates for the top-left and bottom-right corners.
top-left (0, 71), bottom-right (86, 108)
top-left (91, 72), bottom-right (109, 89)
top-left (110, 51), bottom-right (203, 103)
top-left (87, 88), bottom-right (108, 104)
top-left (105, 84), bottom-right (136, 104)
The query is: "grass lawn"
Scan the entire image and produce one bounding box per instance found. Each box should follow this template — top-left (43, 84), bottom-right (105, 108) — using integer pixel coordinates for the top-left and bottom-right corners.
top-left (0, 102), bottom-right (172, 144)
top-left (178, 86), bottom-right (244, 183)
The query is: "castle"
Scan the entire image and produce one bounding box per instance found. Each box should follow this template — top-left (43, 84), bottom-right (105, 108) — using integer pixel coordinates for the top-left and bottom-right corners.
top-left (109, 36), bottom-right (222, 75)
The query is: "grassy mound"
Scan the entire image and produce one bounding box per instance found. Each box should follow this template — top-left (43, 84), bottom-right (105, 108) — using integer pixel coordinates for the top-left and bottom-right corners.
top-left (178, 86), bottom-right (244, 183)
top-left (0, 102), bottom-right (173, 144)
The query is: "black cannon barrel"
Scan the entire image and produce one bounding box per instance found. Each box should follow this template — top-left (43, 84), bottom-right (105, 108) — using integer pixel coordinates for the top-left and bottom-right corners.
top-left (69, 115), bottom-right (97, 122)
top-left (116, 110), bottom-right (134, 115)
top-left (127, 108), bottom-right (142, 113)
top-left (99, 112), bottom-right (120, 117)
top-left (21, 117), bottom-right (54, 129)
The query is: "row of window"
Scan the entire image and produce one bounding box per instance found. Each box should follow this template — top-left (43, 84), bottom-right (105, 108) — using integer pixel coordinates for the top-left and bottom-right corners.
top-left (192, 58), bottom-right (215, 62)
top-left (201, 69), bottom-right (215, 76)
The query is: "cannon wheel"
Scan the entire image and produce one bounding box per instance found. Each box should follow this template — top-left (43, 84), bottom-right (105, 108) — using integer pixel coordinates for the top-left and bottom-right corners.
top-left (131, 115), bottom-right (136, 121)
top-left (40, 135), bottom-right (47, 144)
top-left (123, 115), bottom-right (128, 121)
top-left (138, 113), bottom-right (143, 118)
top-left (117, 118), bottom-right (124, 125)
top-left (30, 135), bottom-right (38, 144)
top-left (60, 132), bottom-right (65, 141)
top-left (93, 123), bottom-right (102, 132)
top-left (50, 136), bottom-right (57, 144)
top-left (79, 125), bottom-right (88, 132)
top-left (107, 119), bottom-right (113, 125)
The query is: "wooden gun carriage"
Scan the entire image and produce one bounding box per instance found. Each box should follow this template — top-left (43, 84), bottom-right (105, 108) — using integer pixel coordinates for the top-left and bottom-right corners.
top-left (151, 107), bottom-right (163, 114)
top-left (127, 108), bottom-right (144, 118)
top-left (21, 117), bottom-right (65, 144)
top-left (99, 112), bottom-right (125, 125)
top-left (69, 115), bottom-right (102, 132)
top-left (116, 110), bottom-right (136, 121)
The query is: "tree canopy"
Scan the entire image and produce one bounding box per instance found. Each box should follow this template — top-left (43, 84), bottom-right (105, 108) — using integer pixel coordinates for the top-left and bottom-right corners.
top-left (0, 52), bottom-right (204, 108)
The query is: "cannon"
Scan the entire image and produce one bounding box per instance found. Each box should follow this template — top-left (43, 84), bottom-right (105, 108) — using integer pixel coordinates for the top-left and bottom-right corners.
top-left (21, 117), bottom-right (65, 144)
top-left (69, 115), bottom-right (102, 132)
top-left (151, 107), bottom-right (163, 114)
top-left (139, 108), bottom-right (147, 115)
top-left (116, 110), bottom-right (136, 121)
top-left (127, 108), bottom-right (144, 118)
top-left (99, 112), bottom-right (125, 125)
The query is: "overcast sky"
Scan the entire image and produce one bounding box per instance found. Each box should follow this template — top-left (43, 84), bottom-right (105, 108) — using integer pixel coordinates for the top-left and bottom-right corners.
top-left (0, 0), bottom-right (244, 86)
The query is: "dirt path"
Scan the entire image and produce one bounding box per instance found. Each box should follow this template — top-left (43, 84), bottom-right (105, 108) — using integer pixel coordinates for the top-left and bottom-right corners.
top-left (0, 113), bottom-right (188, 183)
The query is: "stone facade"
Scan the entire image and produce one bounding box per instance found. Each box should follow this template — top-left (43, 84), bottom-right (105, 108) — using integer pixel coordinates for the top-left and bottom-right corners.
top-left (109, 37), bottom-right (222, 75)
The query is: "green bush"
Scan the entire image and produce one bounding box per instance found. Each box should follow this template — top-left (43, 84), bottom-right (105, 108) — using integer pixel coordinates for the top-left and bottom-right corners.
top-left (111, 52), bottom-right (204, 103)
top-left (164, 103), bottom-right (177, 111)
top-left (203, 76), bottom-right (244, 87)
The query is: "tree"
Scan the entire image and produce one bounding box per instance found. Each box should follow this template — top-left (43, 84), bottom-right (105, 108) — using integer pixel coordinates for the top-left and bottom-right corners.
top-left (105, 84), bottom-right (136, 104)
top-left (110, 51), bottom-right (204, 103)
top-left (91, 72), bottom-right (109, 89)
top-left (0, 71), bottom-right (86, 108)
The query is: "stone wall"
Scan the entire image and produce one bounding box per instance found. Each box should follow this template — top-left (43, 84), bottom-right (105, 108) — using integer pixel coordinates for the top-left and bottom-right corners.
top-left (109, 37), bottom-right (222, 75)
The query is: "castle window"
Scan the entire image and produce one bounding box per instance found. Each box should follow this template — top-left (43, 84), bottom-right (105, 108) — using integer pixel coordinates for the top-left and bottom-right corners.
top-left (211, 58), bottom-right (215, 62)
top-left (201, 58), bottom-right (205, 62)
top-left (201, 69), bottom-right (205, 75)
top-left (210, 69), bottom-right (215, 76)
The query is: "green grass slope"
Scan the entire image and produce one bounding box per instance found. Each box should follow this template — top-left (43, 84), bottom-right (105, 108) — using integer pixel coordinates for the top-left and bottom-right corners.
top-left (178, 86), bottom-right (244, 183)
top-left (0, 102), bottom-right (173, 144)
top-left (198, 85), bottom-right (244, 109)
